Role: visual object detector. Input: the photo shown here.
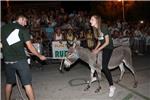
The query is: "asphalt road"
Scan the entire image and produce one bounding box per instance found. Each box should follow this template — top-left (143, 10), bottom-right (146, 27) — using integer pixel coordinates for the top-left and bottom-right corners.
top-left (1, 54), bottom-right (150, 100)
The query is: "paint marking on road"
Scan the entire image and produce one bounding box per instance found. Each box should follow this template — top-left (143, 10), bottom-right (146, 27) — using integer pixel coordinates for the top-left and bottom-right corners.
top-left (116, 82), bottom-right (150, 100)
top-left (122, 93), bottom-right (133, 100)
top-left (69, 78), bottom-right (88, 86)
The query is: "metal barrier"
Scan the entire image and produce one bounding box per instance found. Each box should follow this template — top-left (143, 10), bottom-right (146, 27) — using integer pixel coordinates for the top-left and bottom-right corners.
top-left (113, 36), bottom-right (150, 54)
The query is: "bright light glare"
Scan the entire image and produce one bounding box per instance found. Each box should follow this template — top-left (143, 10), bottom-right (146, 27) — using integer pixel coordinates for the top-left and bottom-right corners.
top-left (140, 20), bottom-right (144, 24)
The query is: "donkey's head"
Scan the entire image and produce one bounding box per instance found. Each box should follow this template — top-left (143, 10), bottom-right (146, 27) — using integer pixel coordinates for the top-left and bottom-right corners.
top-left (64, 41), bottom-right (80, 68)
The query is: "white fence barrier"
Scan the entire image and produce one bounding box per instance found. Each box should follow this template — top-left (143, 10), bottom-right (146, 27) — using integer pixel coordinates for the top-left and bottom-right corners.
top-left (52, 41), bottom-right (68, 59)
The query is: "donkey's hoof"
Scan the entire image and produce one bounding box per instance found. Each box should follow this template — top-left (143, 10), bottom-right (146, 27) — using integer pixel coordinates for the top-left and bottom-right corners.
top-left (64, 67), bottom-right (70, 71)
top-left (84, 85), bottom-right (90, 91)
top-left (59, 69), bottom-right (64, 73)
top-left (95, 87), bottom-right (101, 93)
top-left (91, 77), bottom-right (97, 83)
top-left (133, 82), bottom-right (138, 88)
top-left (86, 81), bottom-right (89, 84)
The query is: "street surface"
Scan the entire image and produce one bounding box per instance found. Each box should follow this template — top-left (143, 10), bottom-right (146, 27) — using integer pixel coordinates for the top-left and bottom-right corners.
top-left (1, 54), bottom-right (150, 100)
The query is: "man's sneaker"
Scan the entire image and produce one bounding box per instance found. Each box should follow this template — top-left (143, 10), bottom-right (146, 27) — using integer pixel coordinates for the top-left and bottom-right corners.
top-left (109, 86), bottom-right (116, 97)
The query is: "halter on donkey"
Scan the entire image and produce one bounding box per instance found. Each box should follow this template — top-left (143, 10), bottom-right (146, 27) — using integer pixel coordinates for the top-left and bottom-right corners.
top-left (62, 41), bottom-right (138, 93)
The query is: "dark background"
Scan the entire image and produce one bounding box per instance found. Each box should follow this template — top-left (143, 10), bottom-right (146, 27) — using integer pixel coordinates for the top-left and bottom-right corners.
top-left (1, 1), bottom-right (150, 21)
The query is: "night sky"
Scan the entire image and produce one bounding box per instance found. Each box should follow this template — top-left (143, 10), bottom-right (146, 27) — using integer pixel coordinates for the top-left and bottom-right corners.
top-left (1, 1), bottom-right (150, 21)
top-left (61, 1), bottom-right (150, 21)
top-left (61, 1), bottom-right (91, 12)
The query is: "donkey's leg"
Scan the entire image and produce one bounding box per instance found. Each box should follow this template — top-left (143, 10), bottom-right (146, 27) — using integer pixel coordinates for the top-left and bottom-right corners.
top-left (123, 60), bottom-right (138, 88)
top-left (94, 68), bottom-right (102, 93)
top-left (84, 67), bottom-right (95, 91)
top-left (117, 62), bottom-right (125, 83)
top-left (87, 68), bottom-right (97, 83)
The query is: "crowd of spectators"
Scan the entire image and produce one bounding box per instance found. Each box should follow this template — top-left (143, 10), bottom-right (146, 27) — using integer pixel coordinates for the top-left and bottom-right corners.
top-left (2, 7), bottom-right (150, 57)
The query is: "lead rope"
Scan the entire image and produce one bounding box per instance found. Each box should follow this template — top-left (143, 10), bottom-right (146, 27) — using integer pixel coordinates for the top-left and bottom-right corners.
top-left (45, 57), bottom-right (64, 72)
top-left (96, 54), bottom-right (98, 65)
top-left (59, 59), bottom-right (64, 72)
top-left (15, 73), bottom-right (26, 100)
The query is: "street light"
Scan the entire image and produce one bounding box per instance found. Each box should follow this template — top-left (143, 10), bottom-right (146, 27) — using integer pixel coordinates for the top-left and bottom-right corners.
top-left (6, 0), bottom-right (9, 8)
top-left (122, 0), bottom-right (125, 21)
top-left (118, 0), bottom-right (125, 21)
top-left (6, 0), bottom-right (11, 15)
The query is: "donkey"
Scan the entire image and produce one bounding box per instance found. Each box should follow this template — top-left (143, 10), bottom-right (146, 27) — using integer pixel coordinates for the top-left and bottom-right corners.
top-left (63, 43), bottom-right (138, 93)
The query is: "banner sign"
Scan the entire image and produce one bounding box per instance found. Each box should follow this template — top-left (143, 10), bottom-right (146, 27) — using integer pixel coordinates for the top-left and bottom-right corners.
top-left (52, 41), bottom-right (68, 59)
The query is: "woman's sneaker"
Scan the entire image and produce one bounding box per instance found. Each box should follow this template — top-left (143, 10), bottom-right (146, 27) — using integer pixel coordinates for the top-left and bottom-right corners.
top-left (109, 86), bottom-right (116, 97)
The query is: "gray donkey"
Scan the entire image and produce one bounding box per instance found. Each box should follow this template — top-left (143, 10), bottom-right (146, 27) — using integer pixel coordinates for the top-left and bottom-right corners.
top-left (63, 44), bottom-right (138, 93)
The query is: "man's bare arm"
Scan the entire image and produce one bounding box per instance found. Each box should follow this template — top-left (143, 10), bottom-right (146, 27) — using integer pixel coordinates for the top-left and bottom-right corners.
top-left (26, 41), bottom-right (46, 60)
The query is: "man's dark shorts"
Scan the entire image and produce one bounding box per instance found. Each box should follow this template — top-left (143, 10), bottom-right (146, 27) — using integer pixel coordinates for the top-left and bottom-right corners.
top-left (5, 59), bottom-right (32, 85)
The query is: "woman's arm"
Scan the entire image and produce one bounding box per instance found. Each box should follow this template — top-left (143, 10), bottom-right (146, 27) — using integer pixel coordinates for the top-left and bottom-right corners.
top-left (93, 35), bottom-right (109, 54)
top-left (26, 40), bottom-right (46, 60)
top-left (94, 40), bottom-right (101, 50)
